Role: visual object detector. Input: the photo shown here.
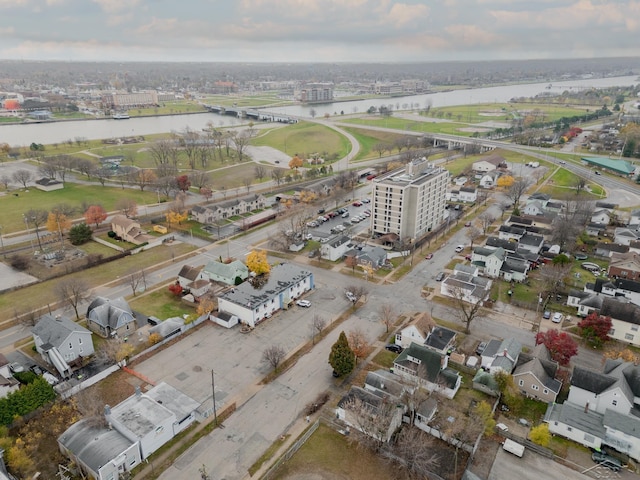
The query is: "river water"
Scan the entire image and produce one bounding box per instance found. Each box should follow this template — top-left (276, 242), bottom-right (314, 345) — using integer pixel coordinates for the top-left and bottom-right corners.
top-left (1, 75), bottom-right (637, 147)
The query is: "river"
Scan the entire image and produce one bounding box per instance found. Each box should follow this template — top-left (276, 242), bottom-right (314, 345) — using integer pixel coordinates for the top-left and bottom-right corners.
top-left (1, 75), bottom-right (637, 147)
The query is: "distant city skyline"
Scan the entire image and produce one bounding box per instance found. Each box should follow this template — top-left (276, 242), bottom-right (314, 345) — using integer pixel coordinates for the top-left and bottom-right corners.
top-left (0, 0), bottom-right (638, 63)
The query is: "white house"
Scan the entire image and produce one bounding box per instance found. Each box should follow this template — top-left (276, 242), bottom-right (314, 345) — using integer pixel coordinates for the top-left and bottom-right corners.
top-left (203, 259), bottom-right (249, 286)
top-left (320, 235), bottom-right (351, 261)
top-left (478, 171), bottom-right (500, 189)
top-left (32, 315), bottom-right (94, 378)
top-left (545, 360), bottom-right (640, 462)
top-left (472, 155), bottom-right (505, 173)
top-left (59, 383), bottom-right (199, 480)
top-left (522, 201), bottom-right (545, 216)
top-left (395, 313), bottom-right (431, 349)
top-left (177, 265), bottom-right (207, 289)
top-left (217, 264), bottom-right (314, 327)
top-left (458, 186), bottom-right (477, 203)
top-left (480, 338), bottom-right (522, 374)
top-left (615, 228), bottom-right (640, 246)
top-left (440, 269), bottom-right (492, 305)
top-left (591, 209), bottom-right (612, 225)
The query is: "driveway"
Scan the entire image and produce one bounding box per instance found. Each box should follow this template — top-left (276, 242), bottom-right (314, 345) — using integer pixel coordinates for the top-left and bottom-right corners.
top-left (489, 448), bottom-right (586, 480)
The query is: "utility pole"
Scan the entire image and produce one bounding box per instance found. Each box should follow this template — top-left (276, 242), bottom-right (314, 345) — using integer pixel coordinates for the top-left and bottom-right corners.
top-left (211, 370), bottom-right (218, 426)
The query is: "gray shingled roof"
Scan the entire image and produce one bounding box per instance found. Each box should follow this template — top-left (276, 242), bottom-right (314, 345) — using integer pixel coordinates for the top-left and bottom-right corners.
top-left (86, 296), bottom-right (134, 330)
top-left (394, 342), bottom-right (460, 389)
top-left (32, 314), bottom-right (91, 349)
top-left (364, 370), bottom-right (405, 398)
top-left (571, 366), bottom-right (616, 394)
top-left (600, 297), bottom-right (640, 325)
top-left (544, 402), bottom-right (606, 438)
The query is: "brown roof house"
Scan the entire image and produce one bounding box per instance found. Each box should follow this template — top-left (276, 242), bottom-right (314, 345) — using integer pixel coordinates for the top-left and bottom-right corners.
top-left (608, 252), bottom-right (640, 281)
top-left (512, 344), bottom-right (562, 403)
top-left (111, 215), bottom-right (153, 245)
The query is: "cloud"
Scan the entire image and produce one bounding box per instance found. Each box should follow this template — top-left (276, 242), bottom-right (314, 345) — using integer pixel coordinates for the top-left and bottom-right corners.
top-left (92, 0), bottom-right (140, 14)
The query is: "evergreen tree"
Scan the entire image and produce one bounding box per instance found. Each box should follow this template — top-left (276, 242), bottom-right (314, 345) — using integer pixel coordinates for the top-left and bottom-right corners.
top-left (68, 223), bottom-right (93, 245)
top-left (329, 331), bottom-right (355, 377)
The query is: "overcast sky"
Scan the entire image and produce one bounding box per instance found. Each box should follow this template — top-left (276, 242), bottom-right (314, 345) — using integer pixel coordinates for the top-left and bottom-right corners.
top-left (0, 0), bottom-right (638, 63)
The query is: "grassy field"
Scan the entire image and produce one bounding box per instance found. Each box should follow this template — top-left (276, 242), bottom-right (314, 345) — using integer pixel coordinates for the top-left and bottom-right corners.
top-left (427, 103), bottom-right (591, 124)
top-left (342, 127), bottom-right (407, 162)
top-left (343, 116), bottom-right (478, 136)
top-left (272, 423), bottom-right (400, 480)
top-left (251, 121), bottom-right (351, 162)
top-left (0, 184), bottom-right (158, 233)
top-left (0, 242), bottom-right (195, 323)
top-left (129, 288), bottom-right (193, 319)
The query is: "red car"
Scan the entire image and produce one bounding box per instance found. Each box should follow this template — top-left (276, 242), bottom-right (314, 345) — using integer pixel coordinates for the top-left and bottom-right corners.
top-left (464, 221), bottom-right (472, 227)
top-left (465, 254), bottom-right (472, 261)
top-left (352, 201), bottom-right (362, 207)
top-left (425, 253), bottom-right (433, 260)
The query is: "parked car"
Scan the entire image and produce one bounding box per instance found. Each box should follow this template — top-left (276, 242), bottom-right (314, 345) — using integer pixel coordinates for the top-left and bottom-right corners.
top-left (594, 171), bottom-right (601, 175)
top-left (476, 341), bottom-right (488, 355)
top-left (9, 362), bottom-right (24, 374)
top-left (385, 344), bottom-right (403, 354)
top-left (552, 312), bottom-right (563, 323)
top-left (592, 451), bottom-right (621, 472)
top-left (341, 212), bottom-right (349, 218)
top-left (352, 201), bottom-right (362, 207)
top-left (425, 253), bottom-right (433, 260)
top-left (543, 311), bottom-right (551, 319)
top-left (362, 198), bottom-right (370, 203)
top-left (318, 208), bottom-right (325, 214)
top-left (435, 272), bottom-right (446, 282)
top-left (464, 221), bottom-right (472, 227)
top-left (464, 254), bottom-right (472, 261)
top-left (345, 291), bottom-right (357, 302)
top-left (455, 245), bottom-right (464, 253)
top-left (29, 365), bottom-right (44, 376)
top-left (42, 372), bottom-right (59, 386)
top-left (296, 300), bottom-right (311, 308)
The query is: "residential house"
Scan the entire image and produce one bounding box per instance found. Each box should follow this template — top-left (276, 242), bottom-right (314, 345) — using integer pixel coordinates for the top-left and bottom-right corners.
top-left (424, 326), bottom-right (457, 355)
top-left (484, 237), bottom-right (517, 253)
top-left (177, 265), bottom-right (206, 289)
top-left (59, 383), bottom-right (199, 480)
top-left (472, 370), bottom-right (500, 397)
top-left (472, 155), bottom-right (506, 173)
top-left (522, 201), bottom-right (544, 217)
top-left (518, 233), bottom-right (544, 255)
top-left (594, 242), bottom-right (628, 258)
top-left (506, 216), bottom-right (533, 229)
top-left (471, 247), bottom-right (529, 282)
top-left (320, 235), bottom-right (351, 262)
top-left (203, 259), bottom-right (249, 286)
top-left (567, 289), bottom-right (594, 309)
top-left (209, 311), bottom-right (239, 329)
top-left (545, 201), bottom-right (564, 214)
top-left (458, 186), bottom-right (477, 203)
top-left (586, 223), bottom-right (607, 237)
top-left (0, 354), bottom-right (19, 399)
top-left (344, 245), bottom-right (387, 270)
top-left (217, 264), bottom-right (314, 327)
top-left (190, 194), bottom-right (267, 224)
top-left (364, 370), bottom-right (406, 398)
top-left (615, 228), bottom-right (640, 246)
top-left (608, 252), bottom-right (640, 281)
top-left (32, 314), bottom-right (94, 378)
top-left (512, 344), bottom-right (562, 403)
top-left (498, 225), bottom-right (526, 242)
top-left (111, 215), bottom-right (152, 245)
top-left (440, 269), bottom-right (492, 305)
top-left (395, 312), bottom-right (433, 349)
top-left (612, 278), bottom-right (640, 307)
top-left (629, 209), bottom-right (640, 229)
top-left (576, 293), bottom-right (605, 317)
top-left (480, 338), bottom-right (522, 374)
top-left (34, 177), bottom-right (63, 191)
top-left (599, 298), bottom-right (640, 347)
top-left (335, 386), bottom-right (404, 443)
top-left (592, 209), bottom-right (612, 225)
top-left (393, 342), bottom-right (461, 399)
top-left (478, 171), bottom-right (500, 189)
top-left (545, 360), bottom-right (640, 462)
top-left (86, 296), bottom-right (137, 339)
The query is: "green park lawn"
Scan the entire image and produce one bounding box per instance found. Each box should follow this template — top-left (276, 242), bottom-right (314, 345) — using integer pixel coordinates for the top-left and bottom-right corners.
top-left (427, 103), bottom-right (591, 124)
top-left (128, 288), bottom-right (193, 320)
top-left (251, 121), bottom-right (351, 162)
top-left (343, 127), bottom-right (407, 162)
top-left (344, 116), bottom-right (477, 136)
top-left (0, 184), bottom-right (158, 233)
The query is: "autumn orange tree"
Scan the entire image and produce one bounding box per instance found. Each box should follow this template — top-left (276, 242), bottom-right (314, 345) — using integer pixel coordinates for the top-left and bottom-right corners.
top-left (289, 155), bottom-right (303, 170)
top-left (84, 205), bottom-right (108, 228)
top-left (299, 190), bottom-right (317, 203)
top-left (496, 175), bottom-right (514, 188)
top-left (347, 328), bottom-right (370, 363)
top-left (47, 205), bottom-right (73, 250)
top-left (246, 249), bottom-right (271, 276)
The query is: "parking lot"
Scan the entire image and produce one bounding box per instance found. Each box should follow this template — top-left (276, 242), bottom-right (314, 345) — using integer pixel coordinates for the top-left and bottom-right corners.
top-left (307, 199), bottom-right (372, 241)
top-left (133, 268), bottom-right (356, 407)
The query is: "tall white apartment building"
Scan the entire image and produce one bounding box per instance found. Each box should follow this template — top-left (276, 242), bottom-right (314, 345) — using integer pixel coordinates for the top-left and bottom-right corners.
top-left (371, 159), bottom-right (449, 241)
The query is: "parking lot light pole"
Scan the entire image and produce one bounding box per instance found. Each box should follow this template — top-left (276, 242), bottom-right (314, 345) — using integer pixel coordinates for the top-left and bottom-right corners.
top-left (211, 370), bottom-right (218, 426)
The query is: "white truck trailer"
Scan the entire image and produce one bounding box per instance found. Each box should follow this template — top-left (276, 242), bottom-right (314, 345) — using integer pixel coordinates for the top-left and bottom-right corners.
top-left (503, 438), bottom-right (525, 457)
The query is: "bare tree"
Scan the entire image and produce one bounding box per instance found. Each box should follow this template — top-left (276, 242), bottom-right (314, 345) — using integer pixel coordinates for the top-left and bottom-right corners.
top-left (383, 427), bottom-right (440, 480)
top-left (243, 177), bottom-right (252, 193)
top-left (189, 170), bottom-right (211, 189)
top-left (477, 212), bottom-right (496, 234)
top-left (0, 175), bottom-right (10, 190)
top-left (498, 201), bottom-right (512, 219)
top-left (538, 263), bottom-right (572, 302)
top-left (310, 314), bottom-right (327, 345)
top-left (24, 208), bottom-right (48, 250)
top-left (15, 307), bottom-right (38, 328)
top-left (262, 345), bottom-right (286, 373)
top-left (127, 269), bottom-right (147, 296)
top-left (271, 169), bottom-right (285, 186)
top-left (574, 176), bottom-right (587, 195)
top-left (347, 284), bottom-right (369, 304)
top-left (505, 178), bottom-right (532, 210)
top-left (373, 143), bottom-right (389, 158)
top-left (92, 166), bottom-right (113, 186)
top-left (116, 198), bottom-right (138, 218)
top-left (254, 165), bottom-right (267, 182)
top-left (448, 284), bottom-right (488, 334)
top-left (180, 127), bottom-right (202, 170)
top-left (466, 226), bottom-right (482, 249)
top-left (379, 303), bottom-right (397, 333)
top-left (347, 327), bottom-right (370, 364)
top-left (340, 395), bottom-right (398, 453)
top-left (55, 278), bottom-right (91, 319)
top-left (38, 158), bottom-right (58, 179)
top-left (149, 138), bottom-right (178, 166)
top-left (231, 129), bottom-right (255, 162)
top-left (12, 169), bottom-right (33, 188)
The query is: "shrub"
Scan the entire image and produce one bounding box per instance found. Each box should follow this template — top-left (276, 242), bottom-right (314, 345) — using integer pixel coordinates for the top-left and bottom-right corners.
top-left (69, 223), bottom-right (93, 245)
top-left (148, 332), bottom-right (163, 346)
top-left (10, 255), bottom-right (30, 271)
top-left (107, 231), bottom-right (116, 238)
top-left (0, 377), bottom-right (56, 426)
